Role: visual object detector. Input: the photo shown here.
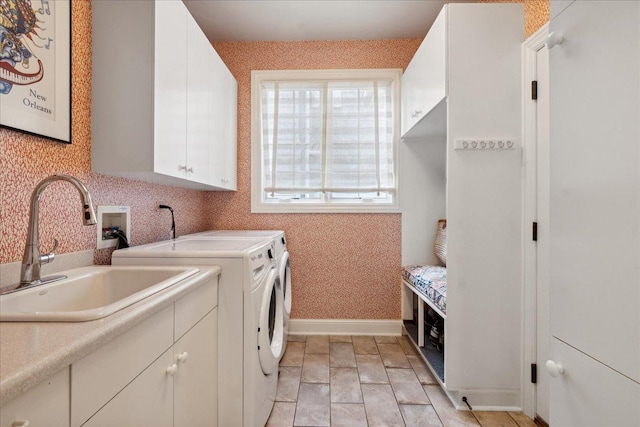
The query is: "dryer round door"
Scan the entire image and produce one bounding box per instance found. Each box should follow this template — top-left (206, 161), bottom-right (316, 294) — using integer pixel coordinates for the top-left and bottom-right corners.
top-left (280, 251), bottom-right (292, 318)
top-left (258, 268), bottom-right (284, 375)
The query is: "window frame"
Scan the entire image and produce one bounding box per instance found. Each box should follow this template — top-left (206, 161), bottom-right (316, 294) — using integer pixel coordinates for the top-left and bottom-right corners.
top-left (251, 69), bottom-right (402, 214)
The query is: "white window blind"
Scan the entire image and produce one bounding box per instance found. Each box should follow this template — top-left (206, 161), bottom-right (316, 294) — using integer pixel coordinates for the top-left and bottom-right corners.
top-left (260, 79), bottom-right (396, 198)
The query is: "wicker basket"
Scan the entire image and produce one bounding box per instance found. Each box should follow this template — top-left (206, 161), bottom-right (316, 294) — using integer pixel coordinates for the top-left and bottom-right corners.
top-left (433, 219), bottom-right (447, 266)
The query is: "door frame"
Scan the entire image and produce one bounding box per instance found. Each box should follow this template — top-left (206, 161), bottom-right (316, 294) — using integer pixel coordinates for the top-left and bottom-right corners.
top-left (521, 22), bottom-right (549, 420)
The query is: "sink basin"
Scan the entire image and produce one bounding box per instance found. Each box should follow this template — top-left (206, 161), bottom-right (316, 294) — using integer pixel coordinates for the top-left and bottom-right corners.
top-left (0, 266), bottom-right (199, 322)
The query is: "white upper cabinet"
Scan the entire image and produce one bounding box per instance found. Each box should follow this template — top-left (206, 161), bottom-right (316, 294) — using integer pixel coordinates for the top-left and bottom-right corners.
top-left (92, 0), bottom-right (237, 191)
top-left (154, 0), bottom-right (188, 180)
top-left (208, 49), bottom-right (238, 190)
top-left (185, 12), bottom-right (213, 184)
top-left (401, 6), bottom-right (447, 139)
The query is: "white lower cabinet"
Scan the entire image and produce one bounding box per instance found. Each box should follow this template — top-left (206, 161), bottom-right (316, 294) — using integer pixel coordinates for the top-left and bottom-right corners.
top-left (548, 338), bottom-right (640, 427)
top-left (174, 309), bottom-right (218, 427)
top-left (0, 367), bottom-right (70, 427)
top-left (82, 348), bottom-right (174, 427)
top-left (82, 310), bottom-right (218, 427)
top-left (72, 278), bottom-right (218, 427)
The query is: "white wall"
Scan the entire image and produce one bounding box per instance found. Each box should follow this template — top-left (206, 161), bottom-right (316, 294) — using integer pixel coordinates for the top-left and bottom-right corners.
top-left (399, 135), bottom-right (447, 267)
top-left (445, 3), bottom-right (524, 400)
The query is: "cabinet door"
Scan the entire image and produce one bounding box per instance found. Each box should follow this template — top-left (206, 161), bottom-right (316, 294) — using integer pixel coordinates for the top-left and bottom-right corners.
top-left (221, 66), bottom-right (238, 190)
top-left (82, 348), bottom-right (174, 427)
top-left (174, 308), bottom-right (218, 427)
top-left (0, 367), bottom-right (69, 427)
top-left (548, 338), bottom-right (640, 427)
top-left (71, 305), bottom-right (173, 427)
top-left (208, 50), bottom-right (237, 190)
top-left (208, 48), bottom-right (226, 188)
top-left (186, 14), bottom-right (210, 184)
top-left (549, 0), bottom-right (639, 382)
top-left (401, 5), bottom-right (447, 138)
top-left (154, 0), bottom-right (188, 179)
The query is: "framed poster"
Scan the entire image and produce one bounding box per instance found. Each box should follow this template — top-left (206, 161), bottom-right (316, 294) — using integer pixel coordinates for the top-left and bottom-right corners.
top-left (0, 0), bottom-right (71, 143)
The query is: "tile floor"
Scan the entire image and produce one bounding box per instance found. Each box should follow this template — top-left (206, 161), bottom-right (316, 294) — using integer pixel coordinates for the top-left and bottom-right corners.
top-left (266, 334), bottom-right (541, 427)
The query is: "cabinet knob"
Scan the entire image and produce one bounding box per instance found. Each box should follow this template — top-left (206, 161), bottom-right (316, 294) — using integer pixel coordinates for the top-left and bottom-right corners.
top-left (411, 109), bottom-right (423, 118)
top-left (178, 352), bottom-right (189, 363)
top-left (12, 421), bottom-right (30, 427)
top-left (545, 32), bottom-right (564, 49)
top-left (545, 360), bottom-right (565, 377)
top-left (166, 363), bottom-right (178, 376)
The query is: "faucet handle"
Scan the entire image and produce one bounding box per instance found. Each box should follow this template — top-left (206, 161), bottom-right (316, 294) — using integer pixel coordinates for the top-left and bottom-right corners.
top-left (39, 238), bottom-right (59, 265)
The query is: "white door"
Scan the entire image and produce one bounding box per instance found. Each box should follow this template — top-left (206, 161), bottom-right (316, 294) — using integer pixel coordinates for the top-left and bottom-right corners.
top-left (82, 348), bottom-right (174, 427)
top-left (154, 0), bottom-right (188, 178)
top-left (258, 268), bottom-right (284, 375)
top-left (548, 1), bottom-right (640, 424)
top-left (534, 43), bottom-right (550, 424)
top-left (174, 309), bottom-right (218, 427)
top-left (280, 251), bottom-right (292, 319)
top-left (186, 14), bottom-right (211, 184)
top-left (278, 251), bottom-right (292, 358)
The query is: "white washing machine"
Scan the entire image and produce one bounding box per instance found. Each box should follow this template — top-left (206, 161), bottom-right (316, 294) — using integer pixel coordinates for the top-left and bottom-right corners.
top-left (112, 238), bottom-right (283, 427)
top-left (184, 230), bottom-right (292, 358)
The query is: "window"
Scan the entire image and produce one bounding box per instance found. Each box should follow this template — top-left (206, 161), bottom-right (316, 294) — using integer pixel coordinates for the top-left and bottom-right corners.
top-left (251, 69), bottom-right (401, 213)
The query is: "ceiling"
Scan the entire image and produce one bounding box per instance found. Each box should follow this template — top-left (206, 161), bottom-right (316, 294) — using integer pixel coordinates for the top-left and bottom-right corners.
top-left (183, 0), bottom-right (472, 43)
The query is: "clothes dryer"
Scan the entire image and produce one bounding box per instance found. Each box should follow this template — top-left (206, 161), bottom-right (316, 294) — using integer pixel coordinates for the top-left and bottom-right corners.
top-left (184, 230), bottom-right (292, 357)
top-left (112, 238), bottom-right (283, 427)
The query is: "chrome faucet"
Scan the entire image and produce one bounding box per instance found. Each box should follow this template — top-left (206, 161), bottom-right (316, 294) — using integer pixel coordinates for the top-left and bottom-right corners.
top-left (18, 174), bottom-right (97, 289)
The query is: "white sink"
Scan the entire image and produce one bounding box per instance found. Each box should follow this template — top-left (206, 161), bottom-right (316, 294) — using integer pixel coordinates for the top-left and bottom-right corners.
top-left (0, 266), bottom-right (199, 322)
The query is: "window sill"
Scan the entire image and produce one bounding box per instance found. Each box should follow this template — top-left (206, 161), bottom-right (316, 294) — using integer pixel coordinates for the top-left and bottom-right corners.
top-left (251, 202), bottom-right (401, 214)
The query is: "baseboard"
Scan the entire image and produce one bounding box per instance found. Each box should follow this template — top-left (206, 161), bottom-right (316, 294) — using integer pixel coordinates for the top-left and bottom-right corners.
top-left (288, 319), bottom-right (403, 336)
top-left (448, 388), bottom-right (522, 412)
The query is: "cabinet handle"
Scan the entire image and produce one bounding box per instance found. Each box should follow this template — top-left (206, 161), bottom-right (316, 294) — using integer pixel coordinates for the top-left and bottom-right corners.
top-left (545, 32), bottom-right (564, 49)
top-left (178, 165), bottom-right (187, 171)
top-left (166, 363), bottom-right (178, 376)
top-left (411, 109), bottom-right (423, 118)
top-left (178, 352), bottom-right (189, 363)
top-left (187, 166), bottom-right (194, 173)
top-left (11, 421), bottom-right (30, 427)
top-left (545, 360), bottom-right (565, 377)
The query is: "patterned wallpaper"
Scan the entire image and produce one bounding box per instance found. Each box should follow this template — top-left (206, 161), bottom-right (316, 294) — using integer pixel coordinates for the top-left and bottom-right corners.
top-left (206, 40), bottom-right (420, 320)
top-left (0, 0), bottom-right (209, 266)
top-left (480, 0), bottom-right (550, 37)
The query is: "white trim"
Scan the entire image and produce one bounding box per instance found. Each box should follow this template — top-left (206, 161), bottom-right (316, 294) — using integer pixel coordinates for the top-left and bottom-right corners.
top-left (251, 68), bottom-right (402, 214)
top-left (449, 388), bottom-right (522, 412)
top-left (521, 22), bottom-right (550, 420)
top-left (287, 319), bottom-right (403, 336)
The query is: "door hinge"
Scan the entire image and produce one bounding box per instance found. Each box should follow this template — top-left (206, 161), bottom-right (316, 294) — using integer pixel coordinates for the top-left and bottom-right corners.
top-left (533, 222), bottom-right (538, 242)
top-left (531, 80), bottom-right (538, 100)
top-left (531, 363), bottom-right (538, 384)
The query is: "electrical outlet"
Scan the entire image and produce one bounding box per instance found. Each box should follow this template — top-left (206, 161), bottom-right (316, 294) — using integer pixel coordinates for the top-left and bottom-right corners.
top-left (455, 139), bottom-right (516, 150)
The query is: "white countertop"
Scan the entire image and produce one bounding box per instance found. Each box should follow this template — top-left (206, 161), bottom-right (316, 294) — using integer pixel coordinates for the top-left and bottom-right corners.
top-left (0, 266), bottom-right (220, 405)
